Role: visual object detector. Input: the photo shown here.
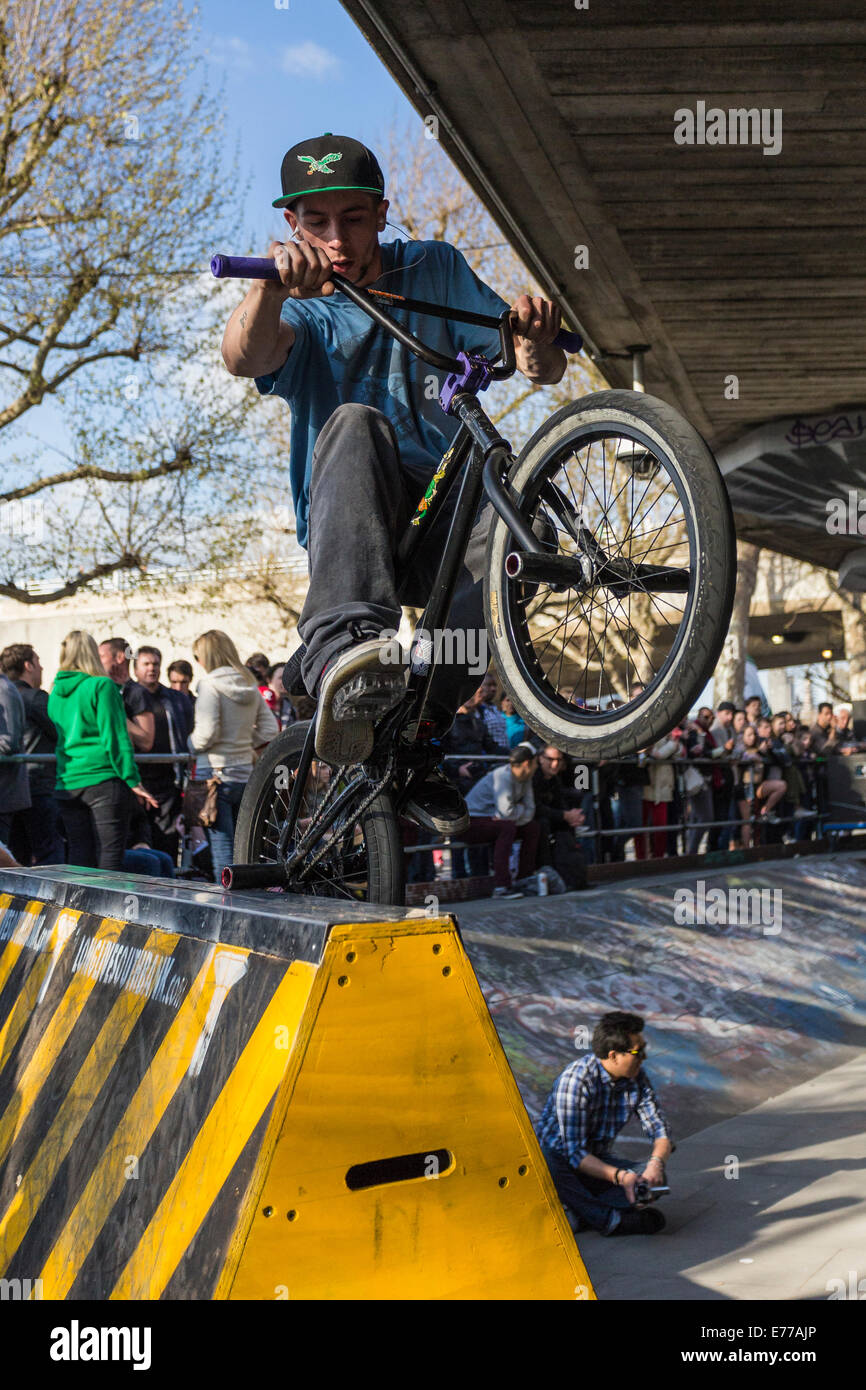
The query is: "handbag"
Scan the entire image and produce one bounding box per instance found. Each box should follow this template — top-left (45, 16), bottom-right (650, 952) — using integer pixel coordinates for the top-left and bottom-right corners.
top-left (184, 775), bottom-right (220, 829)
top-left (682, 763), bottom-right (707, 796)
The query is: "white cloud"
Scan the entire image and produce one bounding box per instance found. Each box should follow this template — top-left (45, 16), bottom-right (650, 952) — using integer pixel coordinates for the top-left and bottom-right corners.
top-left (280, 41), bottom-right (341, 81)
top-left (206, 36), bottom-right (254, 71)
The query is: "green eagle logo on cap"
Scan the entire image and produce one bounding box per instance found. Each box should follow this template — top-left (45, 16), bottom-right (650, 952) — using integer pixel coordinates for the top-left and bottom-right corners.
top-left (298, 152), bottom-right (342, 176)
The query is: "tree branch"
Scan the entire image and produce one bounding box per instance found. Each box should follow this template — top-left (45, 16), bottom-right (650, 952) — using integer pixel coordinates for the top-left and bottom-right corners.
top-left (0, 552), bottom-right (143, 604)
top-left (0, 444), bottom-right (193, 501)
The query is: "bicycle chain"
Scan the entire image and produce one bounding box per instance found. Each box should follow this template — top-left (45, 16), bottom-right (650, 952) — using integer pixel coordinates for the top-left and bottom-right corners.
top-left (297, 753), bottom-right (396, 883)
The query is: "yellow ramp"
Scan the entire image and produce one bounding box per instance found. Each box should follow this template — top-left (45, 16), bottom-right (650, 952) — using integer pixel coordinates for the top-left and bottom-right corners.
top-left (0, 868), bottom-right (593, 1301)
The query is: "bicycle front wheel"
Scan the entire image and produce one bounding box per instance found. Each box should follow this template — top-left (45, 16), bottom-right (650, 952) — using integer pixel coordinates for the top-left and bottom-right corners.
top-left (233, 722), bottom-right (405, 905)
top-left (485, 390), bottom-right (736, 759)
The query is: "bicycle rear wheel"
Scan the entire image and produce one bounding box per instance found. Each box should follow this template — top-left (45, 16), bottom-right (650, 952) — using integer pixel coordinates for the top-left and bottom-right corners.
top-left (233, 722), bottom-right (405, 905)
top-left (485, 390), bottom-right (736, 759)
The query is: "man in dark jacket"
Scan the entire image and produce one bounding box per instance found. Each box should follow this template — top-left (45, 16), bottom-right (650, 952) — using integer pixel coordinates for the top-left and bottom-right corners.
top-left (98, 637), bottom-right (155, 752)
top-left (0, 669), bottom-right (30, 846)
top-left (809, 702), bottom-right (838, 756)
top-left (533, 747), bottom-right (587, 889)
top-left (0, 644), bottom-right (64, 864)
top-left (441, 686), bottom-right (503, 796)
top-left (133, 646), bottom-right (193, 862)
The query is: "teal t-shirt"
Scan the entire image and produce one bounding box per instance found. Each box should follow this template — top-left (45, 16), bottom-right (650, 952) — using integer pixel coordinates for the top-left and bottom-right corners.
top-left (254, 238), bottom-right (509, 547)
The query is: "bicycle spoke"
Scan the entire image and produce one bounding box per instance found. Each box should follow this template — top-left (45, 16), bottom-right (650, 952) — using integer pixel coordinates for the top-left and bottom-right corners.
top-left (505, 424), bottom-right (699, 718)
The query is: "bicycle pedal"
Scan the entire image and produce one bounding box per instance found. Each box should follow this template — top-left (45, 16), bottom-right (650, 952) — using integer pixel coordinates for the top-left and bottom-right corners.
top-left (332, 672), bottom-right (405, 721)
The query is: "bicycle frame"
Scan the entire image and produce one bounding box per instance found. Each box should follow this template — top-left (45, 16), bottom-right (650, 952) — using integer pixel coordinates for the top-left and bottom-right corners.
top-left (278, 390), bottom-right (530, 886)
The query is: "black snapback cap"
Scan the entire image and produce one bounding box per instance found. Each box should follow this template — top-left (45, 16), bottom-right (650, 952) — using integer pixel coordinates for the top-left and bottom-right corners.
top-left (273, 133), bottom-right (385, 208)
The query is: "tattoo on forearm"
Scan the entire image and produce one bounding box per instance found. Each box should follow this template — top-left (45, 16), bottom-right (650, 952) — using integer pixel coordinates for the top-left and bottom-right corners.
top-left (240, 310), bottom-right (248, 330)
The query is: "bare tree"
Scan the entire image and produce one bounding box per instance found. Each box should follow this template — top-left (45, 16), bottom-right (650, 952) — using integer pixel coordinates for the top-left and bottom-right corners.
top-left (815, 576), bottom-right (866, 702)
top-left (0, 0), bottom-right (257, 602)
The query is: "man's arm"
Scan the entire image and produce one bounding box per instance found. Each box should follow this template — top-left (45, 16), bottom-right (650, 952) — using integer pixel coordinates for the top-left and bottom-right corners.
top-left (512, 781), bottom-right (535, 828)
top-left (127, 710), bottom-right (154, 754)
top-left (223, 282), bottom-right (294, 378)
top-left (493, 766), bottom-right (517, 821)
top-left (636, 1072), bottom-right (674, 1181)
top-left (222, 238), bottom-right (335, 378)
top-left (29, 689), bottom-right (58, 745)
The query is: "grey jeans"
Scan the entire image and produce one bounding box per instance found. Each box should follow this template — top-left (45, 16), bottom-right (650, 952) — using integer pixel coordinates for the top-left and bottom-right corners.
top-left (298, 402), bottom-right (491, 716)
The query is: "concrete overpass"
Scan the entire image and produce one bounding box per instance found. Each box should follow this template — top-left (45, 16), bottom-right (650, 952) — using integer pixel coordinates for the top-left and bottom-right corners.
top-left (343, 1), bottom-right (866, 578)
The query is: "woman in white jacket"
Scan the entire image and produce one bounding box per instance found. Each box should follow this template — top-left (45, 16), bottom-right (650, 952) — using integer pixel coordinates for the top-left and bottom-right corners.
top-left (189, 630), bottom-right (279, 883)
top-left (637, 733), bottom-right (683, 860)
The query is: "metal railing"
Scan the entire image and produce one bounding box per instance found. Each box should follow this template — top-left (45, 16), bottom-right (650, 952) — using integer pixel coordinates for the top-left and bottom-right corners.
top-left (0, 750), bottom-right (850, 884)
top-left (403, 752), bottom-right (836, 879)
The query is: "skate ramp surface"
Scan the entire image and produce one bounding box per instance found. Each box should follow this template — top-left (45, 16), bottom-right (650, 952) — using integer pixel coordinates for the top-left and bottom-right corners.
top-left (458, 854), bottom-right (866, 1139)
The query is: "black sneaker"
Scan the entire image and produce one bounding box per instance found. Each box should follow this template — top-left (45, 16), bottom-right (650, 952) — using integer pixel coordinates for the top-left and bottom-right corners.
top-left (404, 765), bottom-right (470, 836)
top-left (606, 1207), bottom-right (666, 1237)
top-left (315, 639), bottom-right (407, 765)
top-left (282, 644), bottom-right (308, 701)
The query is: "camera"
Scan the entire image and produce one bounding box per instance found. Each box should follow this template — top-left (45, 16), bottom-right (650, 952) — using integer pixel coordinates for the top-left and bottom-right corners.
top-left (634, 1178), bottom-right (670, 1202)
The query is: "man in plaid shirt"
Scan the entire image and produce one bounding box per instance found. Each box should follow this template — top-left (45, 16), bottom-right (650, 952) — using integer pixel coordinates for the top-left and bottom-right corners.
top-left (537, 1010), bottom-right (673, 1236)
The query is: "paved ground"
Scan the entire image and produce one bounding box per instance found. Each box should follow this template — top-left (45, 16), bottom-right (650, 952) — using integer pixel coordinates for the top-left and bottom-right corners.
top-left (579, 1052), bottom-right (866, 1301)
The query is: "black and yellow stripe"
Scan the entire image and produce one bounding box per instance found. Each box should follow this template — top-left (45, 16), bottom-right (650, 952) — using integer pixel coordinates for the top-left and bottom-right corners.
top-left (0, 892), bottom-right (310, 1299)
top-left (0, 875), bottom-right (594, 1300)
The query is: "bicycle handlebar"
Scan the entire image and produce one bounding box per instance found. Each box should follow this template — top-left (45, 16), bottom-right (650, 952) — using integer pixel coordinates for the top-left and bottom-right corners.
top-left (210, 253), bottom-right (584, 358)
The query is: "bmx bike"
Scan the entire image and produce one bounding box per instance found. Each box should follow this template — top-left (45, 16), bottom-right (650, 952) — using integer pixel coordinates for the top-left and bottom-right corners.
top-left (210, 252), bottom-right (736, 904)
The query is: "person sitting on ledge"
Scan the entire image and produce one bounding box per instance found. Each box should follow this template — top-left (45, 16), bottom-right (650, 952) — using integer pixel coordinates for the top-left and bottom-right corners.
top-left (463, 741), bottom-right (540, 897)
top-left (537, 1010), bottom-right (673, 1236)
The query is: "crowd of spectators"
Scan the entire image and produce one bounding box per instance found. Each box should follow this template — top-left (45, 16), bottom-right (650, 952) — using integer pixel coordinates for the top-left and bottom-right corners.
top-left (0, 636), bottom-right (859, 896)
top-left (0, 632), bottom-right (298, 881)
top-left (433, 684), bottom-right (861, 893)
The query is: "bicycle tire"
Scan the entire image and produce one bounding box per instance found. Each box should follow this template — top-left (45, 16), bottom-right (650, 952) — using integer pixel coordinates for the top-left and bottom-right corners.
top-left (484, 390), bottom-right (736, 759)
top-left (233, 721), bottom-right (405, 906)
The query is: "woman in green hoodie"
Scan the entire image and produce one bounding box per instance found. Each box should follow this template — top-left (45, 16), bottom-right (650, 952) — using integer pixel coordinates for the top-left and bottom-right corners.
top-left (48, 630), bottom-right (157, 870)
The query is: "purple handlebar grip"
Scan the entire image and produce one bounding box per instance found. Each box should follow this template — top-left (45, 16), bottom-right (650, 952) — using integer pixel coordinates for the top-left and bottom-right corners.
top-left (554, 328), bottom-right (583, 354)
top-left (210, 254), bottom-right (280, 281)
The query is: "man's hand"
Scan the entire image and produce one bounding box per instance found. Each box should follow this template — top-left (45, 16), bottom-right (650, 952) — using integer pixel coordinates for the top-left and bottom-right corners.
top-left (564, 807), bottom-right (584, 828)
top-left (640, 1155), bottom-right (666, 1184)
top-left (510, 294), bottom-right (566, 386)
top-left (224, 238), bottom-right (333, 377)
top-left (618, 1170), bottom-right (639, 1205)
top-left (268, 238), bottom-right (336, 300)
top-left (510, 294), bottom-right (561, 345)
top-left (132, 785), bottom-right (159, 810)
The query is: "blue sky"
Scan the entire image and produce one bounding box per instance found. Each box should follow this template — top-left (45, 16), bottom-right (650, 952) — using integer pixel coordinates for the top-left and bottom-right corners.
top-left (198, 0), bottom-right (421, 250)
